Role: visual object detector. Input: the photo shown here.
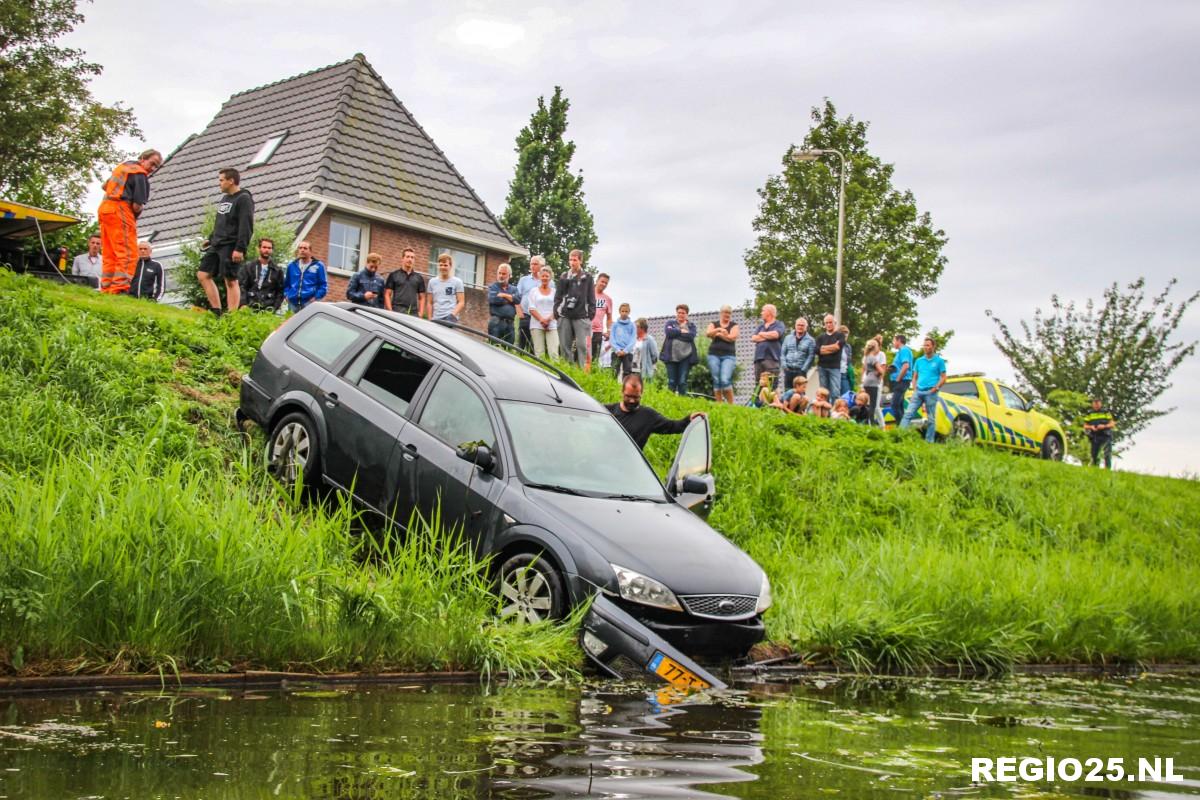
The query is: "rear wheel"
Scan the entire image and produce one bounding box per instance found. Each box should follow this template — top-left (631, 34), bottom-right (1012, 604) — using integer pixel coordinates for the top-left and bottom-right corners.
top-left (497, 552), bottom-right (567, 624)
top-left (952, 417), bottom-right (976, 444)
top-left (1041, 433), bottom-right (1064, 461)
top-left (267, 411), bottom-right (322, 489)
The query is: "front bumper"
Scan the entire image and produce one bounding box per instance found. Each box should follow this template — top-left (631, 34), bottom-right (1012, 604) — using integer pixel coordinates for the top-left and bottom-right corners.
top-left (613, 599), bottom-right (765, 659)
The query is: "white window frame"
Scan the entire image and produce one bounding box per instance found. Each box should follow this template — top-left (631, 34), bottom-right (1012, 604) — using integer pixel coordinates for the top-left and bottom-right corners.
top-left (326, 216), bottom-right (370, 276)
top-left (427, 240), bottom-right (484, 287)
top-left (248, 131), bottom-right (288, 167)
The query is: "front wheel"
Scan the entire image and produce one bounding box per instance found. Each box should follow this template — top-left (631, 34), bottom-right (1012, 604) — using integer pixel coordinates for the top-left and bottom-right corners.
top-left (1041, 433), bottom-right (1064, 461)
top-left (952, 417), bottom-right (976, 443)
top-left (497, 552), bottom-right (567, 624)
top-left (267, 411), bottom-right (322, 489)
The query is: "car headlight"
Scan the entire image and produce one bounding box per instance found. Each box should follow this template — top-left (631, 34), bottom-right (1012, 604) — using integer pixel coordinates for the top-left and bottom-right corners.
top-left (755, 572), bottom-right (772, 614)
top-left (610, 564), bottom-right (682, 612)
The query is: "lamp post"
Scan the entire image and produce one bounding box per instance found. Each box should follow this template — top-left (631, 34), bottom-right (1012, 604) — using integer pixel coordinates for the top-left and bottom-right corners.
top-left (791, 148), bottom-right (847, 325)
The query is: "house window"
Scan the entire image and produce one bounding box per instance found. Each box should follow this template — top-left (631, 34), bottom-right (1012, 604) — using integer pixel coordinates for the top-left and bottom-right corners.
top-left (249, 132), bottom-right (287, 167)
top-left (428, 243), bottom-right (483, 286)
top-left (328, 218), bottom-right (368, 272)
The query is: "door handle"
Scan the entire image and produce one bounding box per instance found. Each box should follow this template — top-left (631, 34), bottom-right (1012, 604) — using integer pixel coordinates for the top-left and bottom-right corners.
top-left (403, 442), bottom-right (417, 462)
top-left (323, 391), bottom-right (339, 409)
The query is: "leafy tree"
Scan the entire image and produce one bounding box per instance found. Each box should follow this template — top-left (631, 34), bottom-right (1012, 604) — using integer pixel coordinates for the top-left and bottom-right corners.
top-left (173, 207), bottom-right (296, 309)
top-left (987, 279), bottom-right (1198, 450)
top-left (501, 87), bottom-right (598, 277)
top-left (0, 0), bottom-right (139, 212)
top-left (745, 100), bottom-right (947, 339)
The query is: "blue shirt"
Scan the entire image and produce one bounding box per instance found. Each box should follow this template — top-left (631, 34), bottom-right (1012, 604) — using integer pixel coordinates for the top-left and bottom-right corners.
top-left (913, 353), bottom-right (947, 391)
top-left (891, 345), bottom-right (914, 382)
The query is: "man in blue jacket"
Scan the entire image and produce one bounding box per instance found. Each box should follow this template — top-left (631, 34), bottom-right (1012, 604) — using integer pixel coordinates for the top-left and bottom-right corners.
top-left (346, 252), bottom-right (385, 308)
top-left (283, 241), bottom-right (327, 312)
top-left (486, 262), bottom-right (518, 345)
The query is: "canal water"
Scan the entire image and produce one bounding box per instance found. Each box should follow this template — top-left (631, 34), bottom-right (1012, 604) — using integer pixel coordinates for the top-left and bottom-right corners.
top-left (1, 674), bottom-right (1197, 798)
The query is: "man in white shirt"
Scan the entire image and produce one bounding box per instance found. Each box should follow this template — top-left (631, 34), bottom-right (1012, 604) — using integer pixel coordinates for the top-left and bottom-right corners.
top-left (426, 253), bottom-right (465, 322)
top-left (72, 235), bottom-right (103, 288)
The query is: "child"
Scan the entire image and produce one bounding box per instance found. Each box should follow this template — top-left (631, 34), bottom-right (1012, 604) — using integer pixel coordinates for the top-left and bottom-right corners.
top-left (808, 387), bottom-right (832, 418)
top-left (773, 375), bottom-right (809, 415)
top-left (831, 397), bottom-right (851, 420)
top-left (609, 303), bottom-right (636, 379)
top-left (754, 372), bottom-right (777, 407)
top-left (849, 391), bottom-right (872, 424)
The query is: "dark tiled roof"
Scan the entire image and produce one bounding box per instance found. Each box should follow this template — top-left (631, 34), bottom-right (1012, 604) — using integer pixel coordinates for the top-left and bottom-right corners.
top-left (137, 55), bottom-right (519, 251)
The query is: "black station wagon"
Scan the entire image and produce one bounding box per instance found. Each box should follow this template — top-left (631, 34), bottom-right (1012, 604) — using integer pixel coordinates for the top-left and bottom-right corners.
top-left (239, 304), bottom-right (770, 658)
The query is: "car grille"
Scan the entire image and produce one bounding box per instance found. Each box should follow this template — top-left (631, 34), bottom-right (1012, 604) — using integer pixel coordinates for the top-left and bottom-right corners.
top-left (680, 594), bottom-right (758, 620)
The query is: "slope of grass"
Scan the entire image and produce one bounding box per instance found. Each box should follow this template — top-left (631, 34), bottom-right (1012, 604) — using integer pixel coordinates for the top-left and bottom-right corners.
top-left (572, 369), bottom-right (1200, 672)
top-left (0, 273), bottom-right (578, 677)
top-left (3, 272), bottom-right (1197, 675)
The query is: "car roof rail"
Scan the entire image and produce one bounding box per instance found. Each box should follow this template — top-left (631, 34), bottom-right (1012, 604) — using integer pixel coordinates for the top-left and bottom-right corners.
top-left (431, 318), bottom-right (583, 391)
top-left (346, 306), bottom-right (485, 377)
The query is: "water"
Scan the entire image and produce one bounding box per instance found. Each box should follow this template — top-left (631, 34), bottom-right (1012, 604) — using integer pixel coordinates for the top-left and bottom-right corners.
top-left (1, 674), bottom-right (1197, 798)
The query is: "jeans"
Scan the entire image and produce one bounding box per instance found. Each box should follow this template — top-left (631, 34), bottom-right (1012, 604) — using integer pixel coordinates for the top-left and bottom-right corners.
top-left (840, 371), bottom-right (851, 396)
top-left (818, 366), bottom-right (841, 399)
top-left (1090, 437), bottom-right (1113, 468)
top-left (665, 361), bottom-right (692, 395)
top-left (901, 388), bottom-right (940, 443)
top-left (889, 379), bottom-right (910, 425)
top-left (560, 317), bottom-right (590, 365)
top-left (864, 385), bottom-right (880, 425)
top-left (708, 354), bottom-right (737, 391)
top-left (612, 352), bottom-right (633, 380)
top-left (287, 297), bottom-right (314, 314)
top-left (488, 315), bottom-right (515, 345)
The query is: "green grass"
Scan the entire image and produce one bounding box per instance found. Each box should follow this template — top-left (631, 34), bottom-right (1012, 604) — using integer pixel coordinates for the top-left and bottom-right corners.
top-left (0, 273), bottom-right (578, 677)
top-left (571, 369), bottom-right (1200, 673)
top-left (2, 271), bottom-right (1197, 676)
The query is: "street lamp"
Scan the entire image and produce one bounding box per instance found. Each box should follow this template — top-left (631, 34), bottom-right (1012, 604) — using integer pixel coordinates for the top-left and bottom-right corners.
top-left (791, 148), bottom-right (847, 325)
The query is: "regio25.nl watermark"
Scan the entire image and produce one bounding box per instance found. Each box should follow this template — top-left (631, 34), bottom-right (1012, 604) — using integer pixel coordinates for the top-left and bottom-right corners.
top-left (972, 757), bottom-right (1184, 784)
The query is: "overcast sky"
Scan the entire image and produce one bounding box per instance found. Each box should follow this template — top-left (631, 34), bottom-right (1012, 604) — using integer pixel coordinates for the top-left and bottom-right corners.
top-left (68, 1), bottom-right (1199, 476)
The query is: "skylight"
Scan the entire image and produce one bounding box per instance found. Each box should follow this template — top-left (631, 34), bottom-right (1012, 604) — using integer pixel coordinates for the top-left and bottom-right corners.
top-left (249, 132), bottom-right (287, 167)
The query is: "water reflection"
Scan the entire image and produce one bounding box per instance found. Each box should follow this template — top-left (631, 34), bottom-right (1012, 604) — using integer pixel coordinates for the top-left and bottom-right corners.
top-left (0, 675), bottom-right (1197, 799)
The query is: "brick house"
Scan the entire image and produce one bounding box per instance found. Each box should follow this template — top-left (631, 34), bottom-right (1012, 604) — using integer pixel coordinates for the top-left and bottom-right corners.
top-left (137, 54), bottom-right (525, 329)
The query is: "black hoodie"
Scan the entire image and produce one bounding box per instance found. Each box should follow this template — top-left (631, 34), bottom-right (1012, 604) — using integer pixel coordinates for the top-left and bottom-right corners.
top-left (211, 188), bottom-right (255, 254)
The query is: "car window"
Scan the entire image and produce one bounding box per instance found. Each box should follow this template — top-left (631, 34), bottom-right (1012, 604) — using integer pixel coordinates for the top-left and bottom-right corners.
top-left (417, 371), bottom-right (495, 449)
top-left (288, 314), bottom-right (363, 368)
top-left (998, 385), bottom-right (1026, 410)
top-left (500, 401), bottom-right (665, 500)
top-left (985, 382), bottom-right (1000, 404)
top-left (352, 340), bottom-right (434, 417)
top-left (673, 417), bottom-right (710, 481)
top-left (942, 380), bottom-right (979, 399)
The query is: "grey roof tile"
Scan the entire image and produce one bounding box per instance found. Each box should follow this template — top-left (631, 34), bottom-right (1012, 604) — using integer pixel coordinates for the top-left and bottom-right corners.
top-left (137, 55), bottom-right (518, 251)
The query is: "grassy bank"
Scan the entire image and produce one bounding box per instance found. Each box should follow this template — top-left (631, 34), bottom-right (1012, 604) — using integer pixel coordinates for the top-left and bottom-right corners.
top-left (573, 370), bottom-right (1200, 672)
top-left (2, 272), bottom-right (1197, 676)
top-left (0, 274), bottom-right (578, 677)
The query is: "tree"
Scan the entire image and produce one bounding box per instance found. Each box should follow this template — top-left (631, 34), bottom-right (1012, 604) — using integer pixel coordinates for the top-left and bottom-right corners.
top-left (501, 87), bottom-right (598, 277)
top-left (0, 0), bottom-right (140, 213)
top-left (987, 279), bottom-right (1198, 451)
top-left (745, 100), bottom-right (947, 340)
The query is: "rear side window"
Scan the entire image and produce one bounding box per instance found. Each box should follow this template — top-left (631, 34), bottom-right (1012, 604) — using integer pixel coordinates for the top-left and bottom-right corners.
top-left (417, 372), bottom-right (495, 449)
top-left (942, 380), bottom-right (979, 399)
top-left (288, 314), bottom-right (363, 368)
top-left (356, 341), bottom-right (433, 417)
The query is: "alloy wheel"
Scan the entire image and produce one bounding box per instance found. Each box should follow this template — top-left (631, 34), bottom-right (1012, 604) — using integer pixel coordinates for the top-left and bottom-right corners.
top-left (270, 421), bottom-right (310, 485)
top-left (499, 565), bottom-right (554, 624)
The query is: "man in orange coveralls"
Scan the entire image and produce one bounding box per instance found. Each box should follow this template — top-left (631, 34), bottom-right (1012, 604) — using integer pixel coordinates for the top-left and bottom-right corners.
top-left (97, 149), bottom-right (162, 294)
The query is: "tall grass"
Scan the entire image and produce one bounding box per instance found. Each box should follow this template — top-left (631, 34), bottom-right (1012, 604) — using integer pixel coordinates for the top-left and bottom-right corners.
top-left (0, 273), bottom-right (578, 676)
top-left (572, 368), bottom-right (1200, 672)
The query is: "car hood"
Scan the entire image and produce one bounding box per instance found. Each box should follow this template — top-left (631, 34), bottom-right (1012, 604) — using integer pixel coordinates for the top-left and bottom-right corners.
top-left (524, 488), bottom-right (764, 598)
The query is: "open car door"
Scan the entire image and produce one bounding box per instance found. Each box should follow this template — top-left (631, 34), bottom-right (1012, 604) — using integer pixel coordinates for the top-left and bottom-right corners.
top-left (664, 415), bottom-right (715, 517)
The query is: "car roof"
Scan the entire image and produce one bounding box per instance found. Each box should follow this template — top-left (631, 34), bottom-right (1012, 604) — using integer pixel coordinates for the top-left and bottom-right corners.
top-left (326, 304), bottom-right (605, 412)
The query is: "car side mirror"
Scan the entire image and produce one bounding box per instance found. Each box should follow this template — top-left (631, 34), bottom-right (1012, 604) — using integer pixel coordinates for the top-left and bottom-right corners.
top-left (678, 475), bottom-right (710, 496)
top-left (456, 443), bottom-right (495, 473)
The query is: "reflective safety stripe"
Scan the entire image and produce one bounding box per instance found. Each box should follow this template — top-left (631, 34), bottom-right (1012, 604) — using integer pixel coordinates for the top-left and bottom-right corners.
top-left (102, 161), bottom-right (147, 201)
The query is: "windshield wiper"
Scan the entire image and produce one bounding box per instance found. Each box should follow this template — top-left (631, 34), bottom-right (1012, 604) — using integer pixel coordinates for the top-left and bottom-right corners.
top-left (600, 493), bottom-right (660, 502)
top-left (525, 482), bottom-right (588, 496)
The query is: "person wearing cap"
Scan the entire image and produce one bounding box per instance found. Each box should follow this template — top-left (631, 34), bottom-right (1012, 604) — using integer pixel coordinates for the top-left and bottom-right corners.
top-left (1082, 398), bottom-right (1116, 469)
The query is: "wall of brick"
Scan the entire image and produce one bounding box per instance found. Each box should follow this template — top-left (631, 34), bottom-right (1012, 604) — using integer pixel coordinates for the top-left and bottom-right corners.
top-left (300, 210), bottom-right (515, 333)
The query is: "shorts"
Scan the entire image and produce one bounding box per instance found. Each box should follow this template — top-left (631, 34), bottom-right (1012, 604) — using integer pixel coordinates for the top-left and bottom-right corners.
top-left (199, 245), bottom-right (237, 280)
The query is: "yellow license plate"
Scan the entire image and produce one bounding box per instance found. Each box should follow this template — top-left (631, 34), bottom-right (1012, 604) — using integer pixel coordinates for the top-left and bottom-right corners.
top-left (647, 651), bottom-right (710, 690)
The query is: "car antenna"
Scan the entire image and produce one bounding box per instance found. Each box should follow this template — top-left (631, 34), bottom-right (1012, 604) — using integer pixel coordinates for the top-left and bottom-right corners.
top-left (546, 377), bottom-right (563, 404)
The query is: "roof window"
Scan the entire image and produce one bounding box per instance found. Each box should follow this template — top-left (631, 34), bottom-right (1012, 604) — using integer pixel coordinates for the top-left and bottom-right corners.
top-left (249, 131), bottom-right (287, 167)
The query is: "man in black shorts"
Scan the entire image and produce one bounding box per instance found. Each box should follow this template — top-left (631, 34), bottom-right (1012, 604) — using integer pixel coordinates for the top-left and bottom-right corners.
top-left (198, 167), bottom-right (254, 315)
top-left (383, 247), bottom-right (426, 315)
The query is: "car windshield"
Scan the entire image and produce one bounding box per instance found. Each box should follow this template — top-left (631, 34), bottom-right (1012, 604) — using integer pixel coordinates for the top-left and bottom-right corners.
top-left (500, 401), bottom-right (667, 500)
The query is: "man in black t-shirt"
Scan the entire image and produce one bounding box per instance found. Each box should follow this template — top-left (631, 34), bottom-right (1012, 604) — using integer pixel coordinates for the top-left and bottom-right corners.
top-left (606, 374), bottom-right (704, 450)
top-left (383, 247), bottom-right (427, 315)
top-left (814, 313), bottom-right (846, 399)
